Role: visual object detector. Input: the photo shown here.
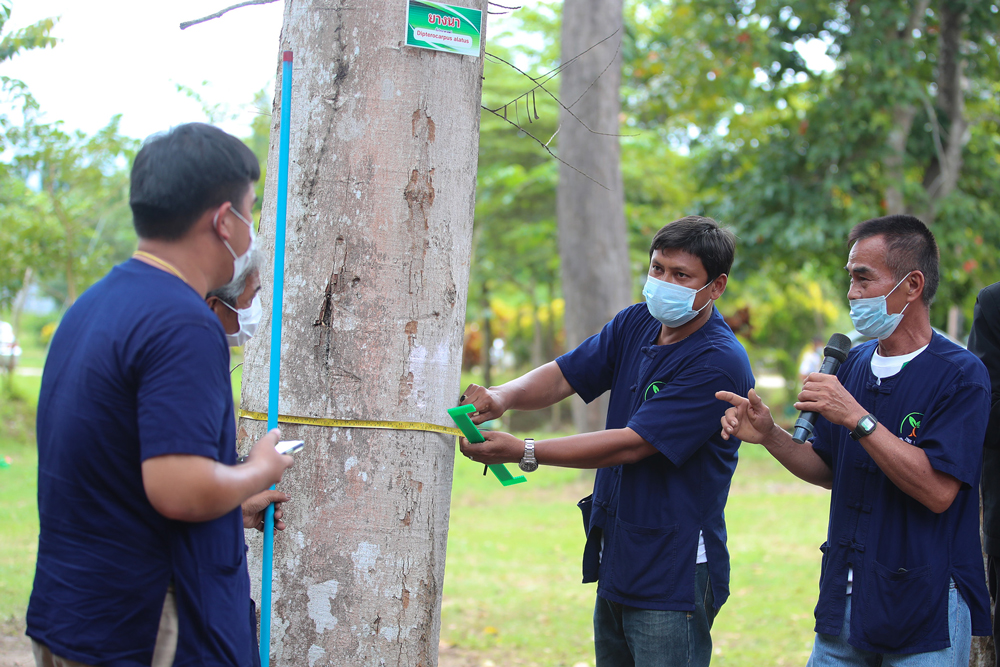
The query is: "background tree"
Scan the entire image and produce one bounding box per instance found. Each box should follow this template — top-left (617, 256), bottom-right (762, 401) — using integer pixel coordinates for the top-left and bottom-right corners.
top-left (624, 0), bottom-right (1000, 338)
top-left (557, 0), bottom-right (634, 433)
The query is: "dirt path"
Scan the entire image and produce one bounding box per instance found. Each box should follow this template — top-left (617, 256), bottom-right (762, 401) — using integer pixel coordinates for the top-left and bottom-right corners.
top-left (0, 628), bottom-right (32, 667)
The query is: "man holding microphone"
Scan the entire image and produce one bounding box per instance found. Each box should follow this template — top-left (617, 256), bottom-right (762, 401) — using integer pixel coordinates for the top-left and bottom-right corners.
top-left (460, 216), bottom-right (754, 667)
top-left (718, 215), bottom-right (991, 666)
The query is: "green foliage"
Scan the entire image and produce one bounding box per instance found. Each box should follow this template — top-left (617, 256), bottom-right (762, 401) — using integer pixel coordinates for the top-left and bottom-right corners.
top-left (3, 117), bottom-right (138, 307)
top-left (625, 0), bottom-right (1000, 335)
top-left (0, 0), bottom-right (56, 125)
top-left (724, 268), bottom-right (849, 387)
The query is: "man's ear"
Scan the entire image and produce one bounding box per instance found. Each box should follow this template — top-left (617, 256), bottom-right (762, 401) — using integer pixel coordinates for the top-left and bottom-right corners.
top-left (206, 296), bottom-right (226, 318)
top-left (711, 274), bottom-right (728, 299)
top-left (211, 201), bottom-right (234, 242)
top-left (905, 271), bottom-right (926, 304)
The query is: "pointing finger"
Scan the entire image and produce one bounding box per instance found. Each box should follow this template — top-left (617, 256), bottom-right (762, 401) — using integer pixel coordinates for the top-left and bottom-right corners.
top-left (715, 390), bottom-right (747, 407)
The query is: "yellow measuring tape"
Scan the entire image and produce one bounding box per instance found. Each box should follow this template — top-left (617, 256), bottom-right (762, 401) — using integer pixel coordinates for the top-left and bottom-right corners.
top-left (237, 409), bottom-right (462, 437)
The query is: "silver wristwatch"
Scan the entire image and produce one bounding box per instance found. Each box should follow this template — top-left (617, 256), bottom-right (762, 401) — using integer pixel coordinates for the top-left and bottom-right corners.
top-left (518, 438), bottom-right (538, 472)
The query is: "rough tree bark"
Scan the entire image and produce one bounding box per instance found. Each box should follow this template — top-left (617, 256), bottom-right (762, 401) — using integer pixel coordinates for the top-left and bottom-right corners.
top-left (238, 1), bottom-right (486, 665)
top-left (556, 0), bottom-right (632, 434)
top-left (883, 0), bottom-right (931, 216)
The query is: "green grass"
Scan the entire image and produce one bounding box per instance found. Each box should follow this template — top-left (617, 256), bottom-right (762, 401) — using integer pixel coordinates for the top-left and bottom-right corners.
top-left (440, 441), bottom-right (829, 667)
top-left (0, 382), bottom-right (40, 625)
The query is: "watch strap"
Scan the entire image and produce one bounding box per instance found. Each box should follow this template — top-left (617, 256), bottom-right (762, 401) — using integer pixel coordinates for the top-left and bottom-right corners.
top-left (850, 413), bottom-right (878, 440)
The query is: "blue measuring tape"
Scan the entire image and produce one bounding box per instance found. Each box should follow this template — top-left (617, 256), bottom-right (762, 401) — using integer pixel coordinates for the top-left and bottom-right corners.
top-left (260, 49), bottom-right (293, 667)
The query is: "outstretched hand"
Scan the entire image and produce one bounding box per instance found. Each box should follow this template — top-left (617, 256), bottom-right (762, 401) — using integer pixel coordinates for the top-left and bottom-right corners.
top-left (458, 430), bottom-right (523, 465)
top-left (459, 384), bottom-right (508, 424)
top-left (715, 388), bottom-right (777, 445)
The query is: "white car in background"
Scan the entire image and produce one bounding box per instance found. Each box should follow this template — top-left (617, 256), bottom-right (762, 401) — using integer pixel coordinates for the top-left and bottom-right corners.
top-left (0, 321), bottom-right (23, 372)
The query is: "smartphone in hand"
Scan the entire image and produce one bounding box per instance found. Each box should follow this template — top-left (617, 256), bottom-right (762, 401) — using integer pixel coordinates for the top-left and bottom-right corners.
top-left (275, 440), bottom-right (305, 455)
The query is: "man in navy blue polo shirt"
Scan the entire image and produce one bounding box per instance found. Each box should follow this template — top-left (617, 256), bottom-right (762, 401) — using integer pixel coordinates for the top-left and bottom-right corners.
top-left (719, 214), bottom-right (991, 666)
top-left (459, 216), bottom-right (754, 667)
top-left (27, 123), bottom-right (294, 667)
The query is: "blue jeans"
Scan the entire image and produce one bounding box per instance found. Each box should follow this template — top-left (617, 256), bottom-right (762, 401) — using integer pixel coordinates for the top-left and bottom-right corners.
top-left (806, 582), bottom-right (971, 667)
top-left (594, 563), bottom-right (716, 667)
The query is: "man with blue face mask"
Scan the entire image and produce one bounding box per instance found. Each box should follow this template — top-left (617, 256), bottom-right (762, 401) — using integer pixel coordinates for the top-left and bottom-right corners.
top-left (459, 216), bottom-right (754, 667)
top-left (718, 214), bottom-right (991, 667)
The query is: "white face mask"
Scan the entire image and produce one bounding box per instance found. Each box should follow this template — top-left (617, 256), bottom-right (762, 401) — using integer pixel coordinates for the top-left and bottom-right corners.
top-left (215, 206), bottom-right (256, 282)
top-left (222, 294), bottom-right (261, 347)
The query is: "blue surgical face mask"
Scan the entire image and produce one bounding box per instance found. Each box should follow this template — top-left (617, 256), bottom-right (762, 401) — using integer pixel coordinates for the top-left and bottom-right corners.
top-left (849, 273), bottom-right (911, 340)
top-left (642, 275), bottom-right (713, 328)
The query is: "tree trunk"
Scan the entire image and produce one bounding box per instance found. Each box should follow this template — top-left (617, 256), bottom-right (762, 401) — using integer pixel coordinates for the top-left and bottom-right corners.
top-left (922, 1), bottom-right (969, 225)
top-left (556, 0), bottom-right (632, 434)
top-left (882, 0), bottom-right (931, 216)
top-left (482, 283), bottom-right (493, 388)
top-left (11, 267), bottom-right (33, 339)
top-left (239, 1), bottom-right (486, 664)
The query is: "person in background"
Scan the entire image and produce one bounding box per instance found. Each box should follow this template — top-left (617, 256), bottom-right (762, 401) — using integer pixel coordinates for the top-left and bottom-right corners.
top-left (27, 123), bottom-right (293, 667)
top-left (206, 250), bottom-right (262, 349)
top-left (204, 255), bottom-right (291, 533)
top-left (799, 337), bottom-right (824, 383)
top-left (719, 214), bottom-right (991, 666)
top-left (459, 216), bottom-right (754, 667)
top-left (967, 281), bottom-right (1000, 667)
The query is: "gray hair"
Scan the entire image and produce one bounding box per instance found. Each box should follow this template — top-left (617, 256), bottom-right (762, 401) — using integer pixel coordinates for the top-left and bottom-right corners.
top-left (207, 249), bottom-right (260, 307)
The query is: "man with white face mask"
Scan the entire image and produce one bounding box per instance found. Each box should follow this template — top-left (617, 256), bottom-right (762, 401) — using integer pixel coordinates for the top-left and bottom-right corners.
top-left (719, 214), bottom-right (991, 666)
top-left (459, 216), bottom-right (754, 667)
top-left (206, 250), bottom-right (262, 348)
top-left (28, 123), bottom-right (294, 667)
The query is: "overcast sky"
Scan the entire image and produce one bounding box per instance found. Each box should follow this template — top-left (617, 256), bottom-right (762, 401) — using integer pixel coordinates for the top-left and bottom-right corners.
top-left (3, 0), bottom-right (287, 141)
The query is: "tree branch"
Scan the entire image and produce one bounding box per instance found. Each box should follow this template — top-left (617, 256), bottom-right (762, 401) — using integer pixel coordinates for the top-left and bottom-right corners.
top-left (179, 0), bottom-right (280, 30)
top-left (481, 106), bottom-right (609, 190)
top-left (484, 29), bottom-right (636, 139)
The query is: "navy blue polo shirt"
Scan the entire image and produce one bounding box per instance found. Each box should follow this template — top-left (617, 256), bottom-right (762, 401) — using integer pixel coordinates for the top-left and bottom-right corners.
top-left (557, 304), bottom-right (754, 612)
top-left (27, 259), bottom-right (253, 666)
top-left (810, 334), bottom-right (992, 654)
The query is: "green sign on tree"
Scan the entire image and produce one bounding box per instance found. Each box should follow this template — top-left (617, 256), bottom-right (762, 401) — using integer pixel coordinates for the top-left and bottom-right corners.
top-left (405, 0), bottom-right (482, 58)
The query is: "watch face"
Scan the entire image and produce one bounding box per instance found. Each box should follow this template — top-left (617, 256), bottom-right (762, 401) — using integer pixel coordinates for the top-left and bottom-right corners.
top-left (519, 460), bottom-right (539, 472)
top-left (860, 415), bottom-right (877, 432)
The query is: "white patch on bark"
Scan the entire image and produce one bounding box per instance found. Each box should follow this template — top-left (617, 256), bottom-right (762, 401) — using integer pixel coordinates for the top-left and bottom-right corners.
top-left (306, 579), bottom-right (340, 633)
top-left (352, 542), bottom-right (380, 586)
top-left (345, 456), bottom-right (358, 472)
top-left (308, 644), bottom-right (326, 667)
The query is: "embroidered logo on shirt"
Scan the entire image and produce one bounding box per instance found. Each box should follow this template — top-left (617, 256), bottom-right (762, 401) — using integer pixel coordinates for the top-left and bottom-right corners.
top-left (899, 412), bottom-right (922, 444)
top-left (644, 381), bottom-right (666, 401)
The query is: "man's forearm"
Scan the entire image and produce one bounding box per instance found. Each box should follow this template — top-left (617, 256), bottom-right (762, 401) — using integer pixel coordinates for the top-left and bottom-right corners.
top-left (858, 427), bottom-right (960, 513)
top-left (761, 425), bottom-right (834, 489)
top-left (495, 361), bottom-right (576, 412)
top-left (535, 428), bottom-right (658, 469)
top-left (143, 455), bottom-right (274, 522)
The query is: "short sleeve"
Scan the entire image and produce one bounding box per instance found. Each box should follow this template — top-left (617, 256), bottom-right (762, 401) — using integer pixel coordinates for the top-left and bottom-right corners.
top-left (136, 321), bottom-right (231, 461)
top-left (811, 415), bottom-right (835, 468)
top-left (627, 365), bottom-right (741, 467)
top-left (917, 380), bottom-right (990, 487)
top-left (556, 316), bottom-right (622, 404)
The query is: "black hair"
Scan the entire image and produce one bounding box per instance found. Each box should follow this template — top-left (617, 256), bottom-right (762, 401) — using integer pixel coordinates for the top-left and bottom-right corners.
top-left (649, 216), bottom-right (736, 283)
top-left (847, 214), bottom-right (939, 305)
top-left (129, 123), bottom-right (260, 240)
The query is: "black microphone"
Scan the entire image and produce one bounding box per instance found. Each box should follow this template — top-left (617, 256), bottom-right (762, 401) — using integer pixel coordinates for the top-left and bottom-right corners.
top-left (792, 333), bottom-right (852, 444)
